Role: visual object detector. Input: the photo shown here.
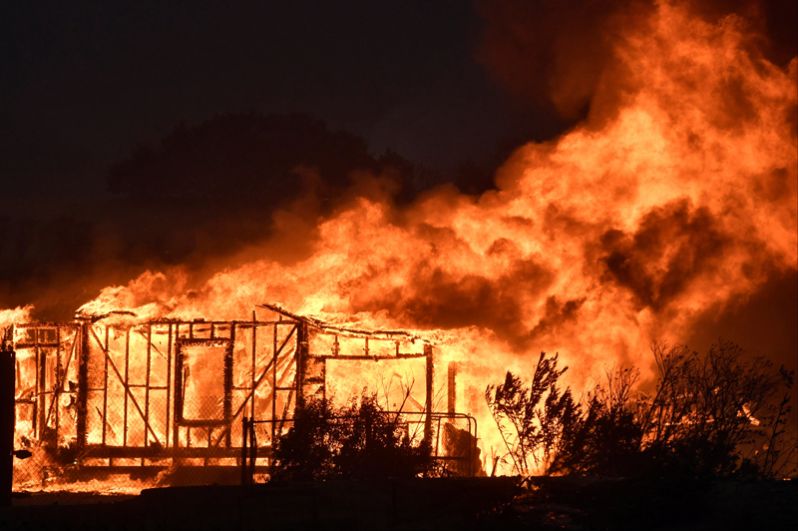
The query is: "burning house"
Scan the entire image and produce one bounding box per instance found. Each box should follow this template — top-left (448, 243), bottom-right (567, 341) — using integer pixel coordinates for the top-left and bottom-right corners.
top-left (3, 304), bottom-right (477, 489)
top-left (0, 0), bottom-right (795, 499)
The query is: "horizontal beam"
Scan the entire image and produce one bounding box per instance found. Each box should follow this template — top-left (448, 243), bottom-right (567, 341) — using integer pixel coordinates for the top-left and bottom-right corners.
top-left (13, 342), bottom-right (61, 349)
top-left (63, 465), bottom-right (273, 475)
top-left (314, 354), bottom-right (428, 361)
top-left (82, 445), bottom-right (274, 459)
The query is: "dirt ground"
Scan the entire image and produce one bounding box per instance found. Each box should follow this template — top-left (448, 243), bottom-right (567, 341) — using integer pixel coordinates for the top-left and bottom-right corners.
top-left (1, 477), bottom-right (795, 530)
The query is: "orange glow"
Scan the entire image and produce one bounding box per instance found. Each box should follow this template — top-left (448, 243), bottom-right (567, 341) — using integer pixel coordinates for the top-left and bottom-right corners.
top-left (3, 2), bottom-right (797, 484)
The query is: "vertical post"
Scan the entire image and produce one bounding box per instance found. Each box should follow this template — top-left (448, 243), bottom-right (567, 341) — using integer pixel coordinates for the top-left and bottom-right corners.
top-left (34, 331), bottom-right (42, 438)
top-left (144, 324), bottom-right (152, 449)
top-left (1, 347), bottom-right (15, 507)
top-left (251, 313), bottom-right (256, 422)
top-left (271, 323), bottom-right (277, 446)
top-left (295, 323), bottom-right (308, 411)
top-left (424, 343), bottom-right (433, 444)
top-left (241, 416), bottom-right (249, 486)
top-left (54, 327), bottom-right (61, 444)
top-left (165, 324), bottom-right (173, 448)
top-left (447, 362), bottom-right (457, 419)
top-left (76, 323), bottom-right (89, 453)
top-left (123, 328), bottom-right (130, 447)
top-left (225, 326), bottom-right (234, 448)
top-left (468, 417), bottom-right (476, 477)
top-left (102, 327), bottom-right (109, 445)
top-left (173, 336), bottom-right (184, 449)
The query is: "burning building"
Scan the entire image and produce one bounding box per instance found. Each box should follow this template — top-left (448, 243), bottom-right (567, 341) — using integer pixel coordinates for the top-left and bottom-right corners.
top-left (1, 0), bottom-right (796, 491)
top-left (4, 304), bottom-right (478, 488)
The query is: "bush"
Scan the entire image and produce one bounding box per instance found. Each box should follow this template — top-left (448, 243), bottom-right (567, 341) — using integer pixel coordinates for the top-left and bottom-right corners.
top-left (485, 352), bottom-right (579, 475)
top-left (638, 341), bottom-right (794, 478)
top-left (486, 341), bottom-right (795, 478)
top-left (272, 395), bottom-right (431, 480)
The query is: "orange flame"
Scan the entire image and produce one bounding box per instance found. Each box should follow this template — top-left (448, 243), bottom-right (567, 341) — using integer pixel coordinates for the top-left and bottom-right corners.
top-left (5, 2), bottom-right (798, 479)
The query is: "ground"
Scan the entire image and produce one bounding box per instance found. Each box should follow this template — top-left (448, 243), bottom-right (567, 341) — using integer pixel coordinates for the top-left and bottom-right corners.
top-left (1, 477), bottom-right (795, 530)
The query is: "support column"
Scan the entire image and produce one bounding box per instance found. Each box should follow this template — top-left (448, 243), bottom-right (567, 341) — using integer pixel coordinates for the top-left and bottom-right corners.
top-left (75, 323), bottom-right (89, 454)
top-left (224, 327), bottom-right (234, 448)
top-left (447, 362), bottom-right (457, 419)
top-left (295, 323), bottom-right (309, 411)
top-left (424, 343), bottom-right (433, 444)
top-left (1, 347), bottom-right (15, 506)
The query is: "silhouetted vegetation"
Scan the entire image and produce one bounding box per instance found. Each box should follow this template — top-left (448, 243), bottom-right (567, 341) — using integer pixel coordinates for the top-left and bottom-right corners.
top-left (487, 341), bottom-right (795, 479)
top-left (272, 396), bottom-right (431, 480)
top-left (485, 352), bottom-right (580, 476)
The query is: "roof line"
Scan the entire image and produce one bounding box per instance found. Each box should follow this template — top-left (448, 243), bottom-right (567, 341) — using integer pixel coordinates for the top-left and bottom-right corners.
top-left (258, 303), bottom-right (425, 342)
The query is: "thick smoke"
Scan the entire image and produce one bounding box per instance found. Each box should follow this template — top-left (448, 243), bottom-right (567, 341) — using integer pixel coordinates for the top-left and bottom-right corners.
top-left (600, 201), bottom-right (733, 311)
top-left (0, 113), bottom-right (416, 320)
top-left (476, 0), bottom-right (797, 119)
top-left (475, 0), bottom-right (646, 119)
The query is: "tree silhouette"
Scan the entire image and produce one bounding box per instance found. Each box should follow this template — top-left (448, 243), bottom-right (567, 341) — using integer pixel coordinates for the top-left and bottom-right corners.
top-left (486, 341), bottom-right (795, 478)
top-left (485, 352), bottom-right (579, 475)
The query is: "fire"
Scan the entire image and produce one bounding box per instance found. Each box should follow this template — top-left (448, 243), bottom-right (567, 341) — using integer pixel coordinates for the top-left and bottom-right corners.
top-left (0, 307), bottom-right (33, 330)
top-left (3, 1), bottom-right (797, 483)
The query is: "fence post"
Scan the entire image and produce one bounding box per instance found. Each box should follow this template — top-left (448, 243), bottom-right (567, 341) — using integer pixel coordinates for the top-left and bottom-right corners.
top-left (241, 416), bottom-right (249, 486)
top-left (1, 348), bottom-right (15, 507)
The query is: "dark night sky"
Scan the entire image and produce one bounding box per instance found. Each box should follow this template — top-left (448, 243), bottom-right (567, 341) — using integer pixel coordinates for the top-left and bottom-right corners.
top-left (1, 1), bottom-right (567, 209)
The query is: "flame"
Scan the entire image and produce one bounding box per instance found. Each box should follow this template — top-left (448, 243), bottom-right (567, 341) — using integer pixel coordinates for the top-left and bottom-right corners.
top-left (0, 306), bottom-right (33, 330)
top-left (5, 2), bottom-right (797, 480)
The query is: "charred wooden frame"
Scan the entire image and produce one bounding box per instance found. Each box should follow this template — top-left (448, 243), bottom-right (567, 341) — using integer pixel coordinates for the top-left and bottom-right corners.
top-left (5, 305), bottom-right (477, 478)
